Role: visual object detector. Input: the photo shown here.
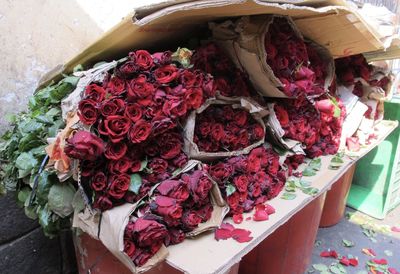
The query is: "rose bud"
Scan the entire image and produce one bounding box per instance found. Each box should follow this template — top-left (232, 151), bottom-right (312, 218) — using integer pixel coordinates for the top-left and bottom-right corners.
top-left (106, 76), bottom-right (126, 96)
top-left (64, 131), bottom-right (104, 161)
top-left (103, 115), bottom-right (131, 143)
top-left (91, 171), bottom-right (107, 192)
top-left (93, 195), bottom-right (113, 211)
top-left (315, 99), bottom-right (334, 115)
top-left (78, 99), bottom-right (98, 125)
top-left (128, 119), bottom-right (151, 144)
top-left (134, 50), bottom-right (154, 71)
top-left (84, 83), bottom-right (106, 102)
top-left (154, 65), bottom-right (179, 84)
top-left (152, 51), bottom-right (172, 65)
top-left (108, 173), bottom-right (130, 199)
top-left (100, 97), bottom-right (125, 116)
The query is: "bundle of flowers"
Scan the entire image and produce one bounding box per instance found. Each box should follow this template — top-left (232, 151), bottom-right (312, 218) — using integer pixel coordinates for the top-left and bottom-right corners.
top-left (210, 15), bottom-right (334, 98)
top-left (271, 95), bottom-right (345, 158)
top-left (207, 146), bottom-right (286, 217)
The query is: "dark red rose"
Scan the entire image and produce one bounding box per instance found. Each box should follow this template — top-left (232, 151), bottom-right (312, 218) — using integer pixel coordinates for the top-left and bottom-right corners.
top-left (104, 142), bottom-right (127, 160)
top-left (202, 76), bottom-right (216, 97)
top-left (125, 103), bottom-right (143, 122)
top-left (159, 132), bottom-right (182, 159)
top-left (195, 203), bottom-right (213, 222)
top-left (171, 153), bottom-right (188, 168)
top-left (133, 217), bottom-right (168, 247)
top-left (152, 51), bottom-right (172, 65)
top-left (246, 147), bottom-right (268, 173)
top-left (128, 119), bottom-right (151, 144)
top-left (233, 175), bottom-right (249, 193)
top-left (134, 50), bottom-right (154, 71)
top-left (84, 84), bottom-right (106, 102)
top-left (210, 123), bottom-right (225, 142)
top-left (198, 121), bottom-right (211, 137)
top-left (185, 88), bottom-right (203, 110)
top-left (183, 170), bottom-right (213, 204)
top-left (80, 160), bottom-right (97, 177)
top-left (180, 70), bottom-right (196, 87)
top-left (154, 65), bottom-right (179, 84)
top-left (251, 124), bottom-right (264, 140)
top-left (226, 192), bottom-right (241, 214)
top-left (108, 157), bottom-right (132, 174)
top-left (132, 244), bottom-right (162, 267)
top-left (162, 97), bottom-right (187, 118)
top-left (182, 210), bottom-right (202, 230)
top-left (64, 131), bottom-right (104, 161)
top-left (227, 156), bottom-right (247, 171)
top-left (157, 179), bottom-right (189, 202)
top-left (150, 196), bottom-right (183, 219)
top-left (108, 173), bottom-right (130, 199)
top-left (130, 159), bottom-right (142, 173)
top-left (107, 76), bottom-right (126, 96)
top-left (103, 115), bottom-right (131, 143)
top-left (215, 77), bottom-right (231, 96)
top-left (118, 61), bottom-right (137, 77)
top-left (233, 110), bottom-right (248, 127)
top-left (100, 97), bottom-right (125, 116)
top-left (78, 99), bottom-right (98, 125)
top-left (93, 195), bottom-right (113, 211)
top-left (124, 240), bottom-right (136, 258)
top-left (151, 116), bottom-right (176, 136)
top-left (128, 74), bottom-right (155, 99)
top-left (274, 105), bottom-right (289, 127)
top-left (149, 158), bottom-right (168, 175)
top-left (166, 228), bottom-right (185, 245)
top-left (209, 163), bottom-right (233, 183)
top-left (91, 171), bottom-right (107, 191)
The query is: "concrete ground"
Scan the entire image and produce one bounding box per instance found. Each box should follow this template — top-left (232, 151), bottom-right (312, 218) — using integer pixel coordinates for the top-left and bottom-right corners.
top-left (0, 1), bottom-right (399, 274)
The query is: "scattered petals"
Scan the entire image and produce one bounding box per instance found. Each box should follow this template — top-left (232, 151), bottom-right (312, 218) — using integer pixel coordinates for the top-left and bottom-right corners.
top-left (389, 267), bottom-right (400, 274)
top-left (362, 248), bottom-right (376, 257)
top-left (349, 258), bottom-right (358, 267)
top-left (214, 223), bottom-right (253, 243)
top-left (391, 226), bottom-right (400, 233)
top-left (320, 250), bottom-right (338, 259)
top-left (340, 256), bottom-right (350, 266)
top-left (233, 214), bottom-right (243, 224)
top-left (253, 209), bottom-right (269, 221)
top-left (371, 258), bottom-right (388, 265)
top-left (264, 204), bottom-right (275, 215)
top-left (231, 228), bottom-right (253, 243)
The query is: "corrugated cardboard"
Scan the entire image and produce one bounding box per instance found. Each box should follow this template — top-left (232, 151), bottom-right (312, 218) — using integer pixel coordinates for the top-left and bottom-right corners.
top-left (38, 0), bottom-right (384, 89)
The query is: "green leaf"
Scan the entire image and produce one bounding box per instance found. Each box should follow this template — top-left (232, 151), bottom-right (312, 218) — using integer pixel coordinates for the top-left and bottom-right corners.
top-left (309, 158), bottom-right (322, 171)
top-left (19, 119), bottom-right (43, 134)
top-left (25, 205), bottom-right (38, 219)
top-left (331, 156), bottom-right (344, 164)
top-left (38, 204), bottom-right (60, 238)
top-left (47, 183), bottom-right (75, 218)
top-left (303, 167), bottom-right (317, 177)
top-left (313, 264), bottom-right (328, 272)
top-left (0, 184), bottom-right (6, 195)
top-left (172, 168), bottom-right (182, 177)
top-left (17, 187), bottom-right (31, 205)
top-left (129, 174), bottom-right (142, 194)
top-left (342, 239), bottom-right (354, 247)
top-left (139, 159), bottom-right (148, 172)
top-left (226, 184), bottom-right (236, 196)
top-left (281, 192), bottom-right (296, 200)
top-left (314, 240), bottom-right (322, 247)
top-left (36, 171), bottom-right (55, 205)
top-left (73, 64), bottom-right (84, 72)
top-left (285, 180), bottom-right (297, 192)
top-left (15, 152), bottom-right (38, 178)
top-left (301, 187), bottom-right (319, 196)
top-left (72, 191), bottom-right (85, 212)
top-left (62, 76), bottom-right (80, 86)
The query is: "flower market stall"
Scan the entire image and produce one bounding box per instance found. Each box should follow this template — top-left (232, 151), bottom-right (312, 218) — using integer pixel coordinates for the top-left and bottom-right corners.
top-left (1, 1), bottom-right (399, 274)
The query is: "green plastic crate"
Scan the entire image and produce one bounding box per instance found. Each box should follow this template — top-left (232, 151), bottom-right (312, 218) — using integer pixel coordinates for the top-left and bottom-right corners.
top-left (347, 97), bottom-right (400, 219)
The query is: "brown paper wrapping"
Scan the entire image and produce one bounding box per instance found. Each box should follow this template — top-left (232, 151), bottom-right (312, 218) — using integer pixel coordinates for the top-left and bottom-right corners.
top-left (183, 97), bottom-right (268, 161)
top-left (211, 15), bottom-right (334, 98)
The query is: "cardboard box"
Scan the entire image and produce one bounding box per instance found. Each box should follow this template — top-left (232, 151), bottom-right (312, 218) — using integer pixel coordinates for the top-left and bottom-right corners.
top-left (39, 0), bottom-right (384, 89)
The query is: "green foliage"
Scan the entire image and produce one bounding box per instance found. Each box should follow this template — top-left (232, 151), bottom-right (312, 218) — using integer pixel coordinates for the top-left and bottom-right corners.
top-left (0, 74), bottom-right (79, 237)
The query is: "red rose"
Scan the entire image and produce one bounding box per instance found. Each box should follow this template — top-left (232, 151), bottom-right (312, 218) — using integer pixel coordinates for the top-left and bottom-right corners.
top-left (226, 192), bottom-right (241, 214)
top-left (100, 97), bottom-right (125, 116)
top-left (132, 217), bottom-right (168, 247)
top-left (104, 142), bottom-right (127, 160)
top-left (202, 76), bottom-right (216, 98)
top-left (93, 195), bottom-right (113, 211)
top-left (134, 50), bottom-right (154, 71)
top-left (107, 76), bottom-right (126, 96)
top-left (184, 170), bottom-right (213, 204)
top-left (233, 110), bottom-right (248, 127)
top-left (180, 70), bottom-right (196, 87)
top-left (103, 115), bottom-right (131, 143)
top-left (227, 156), bottom-right (247, 171)
top-left (91, 171), bottom-right (107, 191)
top-left (80, 160), bottom-right (97, 177)
top-left (108, 157), bottom-right (132, 174)
top-left (209, 163), bottom-right (233, 183)
top-left (150, 196), bottom-right (183, 220)
top-left (150, 116), bottom-right (176, 136)
top-left (84, 84), bottom-right (106, 102)
top-left (130, 159), bottom-right (142, 173)
top-left (210, 123), bottom-right (225, 142)
top-left (251, 124), bottom-right (264, 140)
top-left (154, 65), bottom-right (179, 84)
top-left (152, 51), bottom-right (172, 65)
top-left (233, 175), bottom-right (249, 193)
top-left (246, 147), bottom-right (268, 173)
top-left (128, 74), bottom-right (155, 99)
top-left (157, 179), bottom-right (189, 202)
top-left (162, 97), bottom-right (187, 118)
top-left (215, 77), bottom-right (231, 96)
top-left (167, 228), bottom-right (185, 245)
top-left (125, 103), bottom-right (143, 122)
top-left (78, 99), bottom-right (98, 125)
top-left (128, 119), bottom-right (151, 144)
top-left (118, 61), bottom-right (137, 77)
top-left (149, 158), bottom-right (168, 175)
top-left (184, 88), bottom-right (203, 109)
top-left (171, 153), bottom-right (188, 168)
top-left (159, 132), bottom-right (182, 159)
top-left (182, 210), bottom-right (202, 230)
top-left (132, 245), bottom-right (162, 267)
top-left (248, 183), bottom-right (262, 198)
top-left (195, 203), bottom-right (213, 222)
top-left (197, 121), bottom-right (211, 137)
top-left (124, 240), bottom-right (136, 258)
top-left (64, 131), bottom-right (104, 161)
top-left (108, 173), bottom-right (130, 199)
top-left (274, 105), bottom-right (289, 127)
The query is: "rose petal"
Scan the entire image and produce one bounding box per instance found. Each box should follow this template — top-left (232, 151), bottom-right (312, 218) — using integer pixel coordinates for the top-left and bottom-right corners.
top-left (330, 250), bottom-right (339, 259)
top-left (255, 204), bottom-right (265, 211)
top-left (233, 214), bottom-right (243, 224)
top-left (215, 228), bottom-right (232, 241)
top-left (371, 258), bottom-right (388, 265)
top-left (389, 267), bottom-right (400, 274)
top-left (220, 222), bottom-right (235, 232)
top-left (264, 204), bottom-right (276, 215)
top-left (253, 209), bottom-right (269, 221)
top-left (340, 256), bottom-right (350, 266)
top-left (391, 226), bottom-right (400, 233)
top-left (231, 228), bottom-right (253, 243)
top-left (349, 258), bottom-right (358, 267)
top-left (320, 251), bottom-right (331, 257)
top-left (362, 248), bottom-right (376, 257)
